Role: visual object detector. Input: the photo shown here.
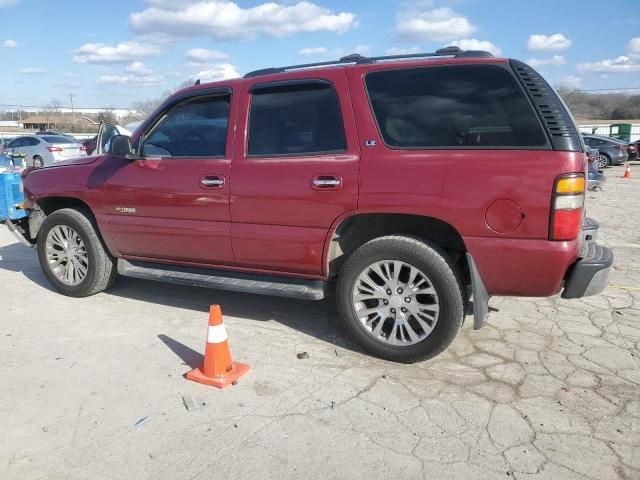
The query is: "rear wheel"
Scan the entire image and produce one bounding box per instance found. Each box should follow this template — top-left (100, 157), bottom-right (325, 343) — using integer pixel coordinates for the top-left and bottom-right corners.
top-left (597, 154), bottom-right (610, 168)
top-left (37, 208), bottom-right (117, 297)
top-left (336, 235), bottom-right (465, 363)
top-left (33, 156), bottom-right (44, 168)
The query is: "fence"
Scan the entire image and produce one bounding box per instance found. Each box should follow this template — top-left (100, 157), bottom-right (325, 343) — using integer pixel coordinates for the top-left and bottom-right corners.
top-left (577, 123), bottom-right (640, 142)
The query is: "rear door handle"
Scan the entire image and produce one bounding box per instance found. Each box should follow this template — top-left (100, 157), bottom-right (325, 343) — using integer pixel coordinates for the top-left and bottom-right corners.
top-left (200, 175), bottom-right (225, 188)
top-left (312, 175), bottom-right (342, 190)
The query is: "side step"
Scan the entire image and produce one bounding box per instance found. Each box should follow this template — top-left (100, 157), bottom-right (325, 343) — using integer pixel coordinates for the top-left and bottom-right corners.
top-left (117, 259), bottom-right (329, 300)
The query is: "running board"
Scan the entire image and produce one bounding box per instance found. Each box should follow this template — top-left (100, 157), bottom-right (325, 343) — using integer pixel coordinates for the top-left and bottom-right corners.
top-left (117, 259), bottom-right (328, 300)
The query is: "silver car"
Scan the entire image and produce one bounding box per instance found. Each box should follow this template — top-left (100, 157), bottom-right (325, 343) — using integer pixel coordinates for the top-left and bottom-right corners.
top-left (8, 134), bottom-right (87, 168)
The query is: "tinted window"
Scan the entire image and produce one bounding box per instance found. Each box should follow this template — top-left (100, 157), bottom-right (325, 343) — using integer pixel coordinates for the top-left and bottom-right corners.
top-left (142, 95), bottom-right (230, 157)
top-left (25, 137), bottom-right (40, 146)
top-left (42, 136), bottom-right (76, 144)
top-left (9, 138), bottom-right (23, 148)
top-left (365, 65), bottom-right (547, 148)
top-left (248, 84), bottom-right (346, 156)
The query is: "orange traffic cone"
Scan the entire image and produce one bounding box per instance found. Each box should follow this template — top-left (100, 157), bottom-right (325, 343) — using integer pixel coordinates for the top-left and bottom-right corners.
top-left (623, 163), bottom-right (632, 178)
top-left (186, 305), bottom-right (250, 388)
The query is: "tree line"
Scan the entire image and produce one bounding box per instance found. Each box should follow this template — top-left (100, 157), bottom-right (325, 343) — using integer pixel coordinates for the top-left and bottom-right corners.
top-left (557, 89), bottom-right (640, 121)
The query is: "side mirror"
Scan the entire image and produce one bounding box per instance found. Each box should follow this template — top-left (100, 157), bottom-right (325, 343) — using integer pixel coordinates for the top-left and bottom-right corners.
top-left (109, 135), bottom-right (133, 157)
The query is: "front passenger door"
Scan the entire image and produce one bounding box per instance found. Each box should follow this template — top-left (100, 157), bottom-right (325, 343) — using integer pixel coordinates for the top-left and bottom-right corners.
top-left (103, 90), bottom-right (235, 265)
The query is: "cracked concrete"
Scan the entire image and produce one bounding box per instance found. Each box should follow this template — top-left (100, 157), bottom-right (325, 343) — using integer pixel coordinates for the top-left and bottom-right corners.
top-left (0, 165), bottom-right (639, 479)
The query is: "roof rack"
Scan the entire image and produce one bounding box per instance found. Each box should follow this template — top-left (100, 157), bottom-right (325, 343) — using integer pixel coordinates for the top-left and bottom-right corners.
top-left (244, 46), bottom-right (494, 78)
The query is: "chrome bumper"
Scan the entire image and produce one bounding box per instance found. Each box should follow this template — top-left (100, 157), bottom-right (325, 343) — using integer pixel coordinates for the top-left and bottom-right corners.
top-left (3, 217), bottom-right (33, 247)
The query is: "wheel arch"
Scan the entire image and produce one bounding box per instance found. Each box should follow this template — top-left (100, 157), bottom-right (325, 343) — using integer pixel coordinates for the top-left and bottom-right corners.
top-left (324, 213), bottom-right (468, 280)
top-left (30, 197), bottom-right (109, 249)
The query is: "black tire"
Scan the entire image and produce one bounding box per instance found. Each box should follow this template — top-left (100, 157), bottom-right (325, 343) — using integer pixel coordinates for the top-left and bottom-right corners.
top-left (33, 156), bottom-right (44, 168)
top-left (336, 235), bottom-right (465, 363)
top-left (37, 208), bottom-right (117, 297)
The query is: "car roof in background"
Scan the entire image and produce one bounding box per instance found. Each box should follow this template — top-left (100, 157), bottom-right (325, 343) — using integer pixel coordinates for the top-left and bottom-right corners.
top-left (41, 135), bottom-right (79, 144)
top-left (582, 134), bottom-right (628, 143)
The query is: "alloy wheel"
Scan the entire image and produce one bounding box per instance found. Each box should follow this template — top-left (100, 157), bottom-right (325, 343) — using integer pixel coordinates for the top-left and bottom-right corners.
top-left (352, 260), bottom-right (440, 346)
top-left (45, 225), bottom-right (89, 286)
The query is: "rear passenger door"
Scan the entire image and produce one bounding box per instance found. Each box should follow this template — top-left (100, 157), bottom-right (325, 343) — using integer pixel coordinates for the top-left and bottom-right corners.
top-left (230, 72), bottom-right (360, 275)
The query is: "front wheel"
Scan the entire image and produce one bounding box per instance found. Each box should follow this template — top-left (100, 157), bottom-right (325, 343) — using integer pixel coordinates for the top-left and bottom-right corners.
top-left (336, 235), bottom-right (465, 363)
top-left (37, 208), bottom-right (117, 297)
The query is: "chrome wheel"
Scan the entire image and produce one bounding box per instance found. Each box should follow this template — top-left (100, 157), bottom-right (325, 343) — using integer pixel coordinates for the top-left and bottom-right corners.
top-left (352, 260), bottom-right (440, 346)
top-left (45, 225), bottom-right (89, 286)
top-left (596, 155), bottom-right (608, 169)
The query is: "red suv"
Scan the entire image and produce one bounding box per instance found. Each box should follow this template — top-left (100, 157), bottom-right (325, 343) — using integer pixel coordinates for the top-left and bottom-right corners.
top-left (8, 47), bottom-right (613, 362)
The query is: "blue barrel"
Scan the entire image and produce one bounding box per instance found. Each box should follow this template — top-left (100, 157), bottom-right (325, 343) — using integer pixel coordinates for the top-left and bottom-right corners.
top-left (0, 172), bottom-right (27, 220)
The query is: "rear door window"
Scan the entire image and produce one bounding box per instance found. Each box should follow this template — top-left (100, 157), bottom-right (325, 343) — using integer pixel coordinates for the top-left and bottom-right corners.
top-left (248, 83), bottom-right (346, 156)
top-left (365, 65), bottom-right (548, 149)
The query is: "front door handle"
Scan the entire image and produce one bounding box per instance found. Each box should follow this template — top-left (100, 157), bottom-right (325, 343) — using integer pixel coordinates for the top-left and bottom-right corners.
top-left (200, 175), bottom-right (225, 188)
top-left (312, 175), bottom-right (342, 190)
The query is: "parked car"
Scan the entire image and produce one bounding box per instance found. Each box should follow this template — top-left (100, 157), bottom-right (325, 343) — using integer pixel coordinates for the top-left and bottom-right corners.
top-left (8, 47), bottom-right (612, 362)
top-left (7, 134), bottom-right (86, 168)
top-left (586, 148), bottom-right (606, 191)
top-left (627, 142), bottom-right (638, 161)
top-left (582, 134), bottom-right (629, 168)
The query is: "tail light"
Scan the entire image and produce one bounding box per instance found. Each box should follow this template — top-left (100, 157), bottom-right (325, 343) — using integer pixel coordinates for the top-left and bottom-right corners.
top-left (79, 146), bottom-right (87, 151)
top-left (617, 144), bottom-right (627, 151)
top-left (550, 174), bottom-right (585, 241)
top-left (47, 146), bottom-right (63, 152)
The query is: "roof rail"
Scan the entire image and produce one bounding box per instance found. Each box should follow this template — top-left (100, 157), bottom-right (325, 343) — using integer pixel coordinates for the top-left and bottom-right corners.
top-left (243, 46), bottom-right (494, 78)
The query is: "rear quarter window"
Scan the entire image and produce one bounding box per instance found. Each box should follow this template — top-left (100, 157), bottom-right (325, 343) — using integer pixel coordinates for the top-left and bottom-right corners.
top-left (365, 64), bottom-right (548, 149)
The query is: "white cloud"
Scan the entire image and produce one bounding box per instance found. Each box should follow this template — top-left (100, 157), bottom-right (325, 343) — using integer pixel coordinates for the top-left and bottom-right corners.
top-left (556, 75), bottom-right (582, 90)
top-left (299, 47), bottom-right (328, 56)
top-left (577, 55), bottom-right (640, 73)
top-left (125, 61), bottom-right (153, 74)
top-left (74, 41), bottom-right (161, 64)
top-left (385, 46), bottom-right (421, 55)
top-left (527, 55), bottom-right (566, 68)
top-left (527, 33), bottom-right (572, 52)
top-left (129, 1), bottom-right (357, 40)
top-left (2, 39), bottom-right (16, 48)
top-left (629, 37), bottom-right (640, 56)
top-left (298, 45), bottom-right (369, 58)
top-left (185, 48), bottom-right (228, 64)
top-left (353, 45), bottom-right (370, 56)
top-left (97, 73), bottom-right (164, 87)
top-left (396, 6), bottom-right (476, 42)
top-left (191, 63), bottom-right (240, 83)
top-left (448, 38), bottom-right (502, 56)
top-left (22, 67), bottom-right (46, 75)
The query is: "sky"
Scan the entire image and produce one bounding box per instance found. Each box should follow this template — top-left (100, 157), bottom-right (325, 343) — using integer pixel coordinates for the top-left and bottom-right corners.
top-left (1, 0), bottom-right (639, 111)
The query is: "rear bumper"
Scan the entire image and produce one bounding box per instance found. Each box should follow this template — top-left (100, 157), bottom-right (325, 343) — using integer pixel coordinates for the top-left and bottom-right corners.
top-left (562, 243), bottom-right (613, 298)
top-left (611, 155), bottom-right (628, 165)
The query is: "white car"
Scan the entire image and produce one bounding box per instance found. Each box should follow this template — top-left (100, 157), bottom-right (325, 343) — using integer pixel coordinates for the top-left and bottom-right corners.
top-left (8, 134), bottom-right (87, 168)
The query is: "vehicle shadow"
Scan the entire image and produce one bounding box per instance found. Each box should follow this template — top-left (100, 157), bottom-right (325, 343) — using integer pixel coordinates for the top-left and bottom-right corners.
top-left (0, 240), bottom-right (364, 355)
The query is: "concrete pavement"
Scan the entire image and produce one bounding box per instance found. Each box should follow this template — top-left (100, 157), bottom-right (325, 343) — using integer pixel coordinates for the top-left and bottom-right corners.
top-left (1, 165), bottom-right (638, 480)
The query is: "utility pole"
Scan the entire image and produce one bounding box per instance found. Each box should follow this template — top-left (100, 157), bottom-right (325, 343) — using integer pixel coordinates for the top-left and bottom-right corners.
top-left (70, 94), bottom-right (76, 123)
